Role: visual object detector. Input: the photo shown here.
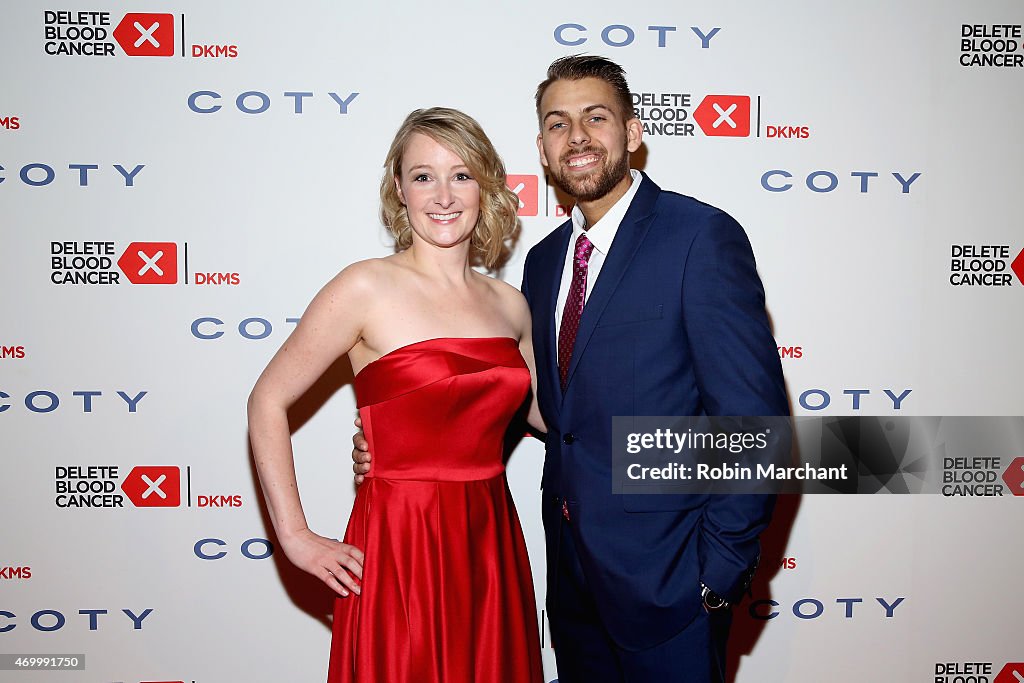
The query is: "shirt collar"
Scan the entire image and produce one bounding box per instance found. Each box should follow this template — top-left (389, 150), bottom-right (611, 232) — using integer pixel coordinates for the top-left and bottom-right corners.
top-left (570, 169), bottom-right (643, 255)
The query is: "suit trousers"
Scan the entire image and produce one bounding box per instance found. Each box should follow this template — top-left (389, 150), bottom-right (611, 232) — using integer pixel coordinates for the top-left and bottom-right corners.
top-left (546, 497), bottom-right (732, 683)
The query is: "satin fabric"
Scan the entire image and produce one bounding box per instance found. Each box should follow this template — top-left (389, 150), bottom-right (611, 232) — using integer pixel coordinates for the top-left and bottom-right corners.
top-left (327, 337), bottom-right (543, 683)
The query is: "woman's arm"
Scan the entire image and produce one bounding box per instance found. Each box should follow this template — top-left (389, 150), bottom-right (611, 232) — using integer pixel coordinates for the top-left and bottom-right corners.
top-left (513, 293), bottom-right (546, 435)
top-left (247, 263), bottom-right (374, 596)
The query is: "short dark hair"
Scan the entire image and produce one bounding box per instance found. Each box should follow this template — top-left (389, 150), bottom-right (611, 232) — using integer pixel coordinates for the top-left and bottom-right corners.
top-left (535, 54), bottom-right (634, 124)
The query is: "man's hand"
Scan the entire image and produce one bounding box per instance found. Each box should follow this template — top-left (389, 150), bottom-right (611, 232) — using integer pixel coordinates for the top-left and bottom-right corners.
top-left (352, 416), bottom-right (372, 485)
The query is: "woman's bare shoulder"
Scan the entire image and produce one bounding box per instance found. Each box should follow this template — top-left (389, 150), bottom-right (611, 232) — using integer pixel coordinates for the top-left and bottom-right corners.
top-left (478, 273), bottom-right (530, 327)
top-left (321, 256), bottom-right (403, 295)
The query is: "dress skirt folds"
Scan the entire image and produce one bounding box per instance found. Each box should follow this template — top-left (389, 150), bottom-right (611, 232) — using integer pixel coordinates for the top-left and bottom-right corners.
top-left (327, 337), bottom-right (544, 683)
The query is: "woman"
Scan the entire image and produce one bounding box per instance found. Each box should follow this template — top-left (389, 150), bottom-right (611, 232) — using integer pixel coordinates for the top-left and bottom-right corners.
top-left (247, 108), bottom-right (544, 682)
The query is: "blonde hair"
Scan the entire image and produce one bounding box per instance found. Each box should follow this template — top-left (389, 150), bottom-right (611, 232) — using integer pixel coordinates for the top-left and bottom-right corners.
top-left (380, 108), bottom-right (519, 270)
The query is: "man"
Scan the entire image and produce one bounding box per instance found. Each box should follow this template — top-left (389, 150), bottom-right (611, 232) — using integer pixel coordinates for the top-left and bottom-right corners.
top-left (355, 55), bottom-right (788, 682)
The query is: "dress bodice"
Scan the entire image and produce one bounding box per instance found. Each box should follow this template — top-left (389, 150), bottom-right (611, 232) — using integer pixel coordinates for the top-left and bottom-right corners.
top-left (354, 337), bottom-right (529, 482)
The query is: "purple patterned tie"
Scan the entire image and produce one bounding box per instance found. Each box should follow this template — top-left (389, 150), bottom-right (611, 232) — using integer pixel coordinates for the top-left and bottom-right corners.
top-left (558, 233), bottom-right (594, 391)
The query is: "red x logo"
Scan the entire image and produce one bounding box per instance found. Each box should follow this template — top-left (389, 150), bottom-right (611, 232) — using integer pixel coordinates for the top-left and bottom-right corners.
top-left (1010, 248), bottom-right (1024, 286)
top-left (121, 466), bottom-right (181, 507)
top-left (114, 13), bottom-right (175, 57)
top-left (507, 175), bottom-right (539, 216)
top-left (994, 662), bottom-right (1024, 683)
top-left (1002, 457), bottom-right (1024, 496)
top-left (118, 242), bottom-right (178, 284)
top-left (694, 95), bottom-right (751, 137)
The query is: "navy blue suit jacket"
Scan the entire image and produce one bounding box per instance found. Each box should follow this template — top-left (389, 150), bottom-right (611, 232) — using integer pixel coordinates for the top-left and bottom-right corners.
top-left (521, 173), bottom-right (788, 651)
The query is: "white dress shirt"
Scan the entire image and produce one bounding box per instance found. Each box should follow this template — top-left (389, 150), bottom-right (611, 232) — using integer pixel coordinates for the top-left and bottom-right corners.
top-left (554, 169), bottom-right (644, 338)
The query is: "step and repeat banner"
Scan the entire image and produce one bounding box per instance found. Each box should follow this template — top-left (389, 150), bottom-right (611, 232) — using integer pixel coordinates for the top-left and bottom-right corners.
top-left (2, 1), bottom-right (1023, 681)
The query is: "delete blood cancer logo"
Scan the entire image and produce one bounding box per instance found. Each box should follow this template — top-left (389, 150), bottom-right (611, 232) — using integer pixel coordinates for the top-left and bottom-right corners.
top-left (941, 456), bottom-right (1024, 497)
top-left (948, 244), bottom-right (1024, 287)
top-left (51, 241), bottom-right (176, 285)
top-left (54, 465), bottom-right (243, 509)
top-left (43, 11), bottom-right (174, 57)
top-left (631, 91), bottom-right (809, 139)
top-left (54, 465), bottom-right (179, 508)
top-left (936, 662), bottom-right (1024, 683)
top-left (51, 241), bottom-right (239, 286)
top-left (960, 24), bottom-right (1023, 68)
top-left (632, 93), bottom-right (752, 137)
top-left (43, 10), bottom-right (238, 59)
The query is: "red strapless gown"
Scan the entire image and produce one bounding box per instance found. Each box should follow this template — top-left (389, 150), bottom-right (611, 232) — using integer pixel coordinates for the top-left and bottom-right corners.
top-left (326, 337), bottom-right (543, 683)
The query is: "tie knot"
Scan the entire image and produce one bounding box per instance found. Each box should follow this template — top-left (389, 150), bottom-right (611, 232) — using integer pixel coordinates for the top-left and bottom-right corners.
top-left (574, 234), bottom-right (594, 263)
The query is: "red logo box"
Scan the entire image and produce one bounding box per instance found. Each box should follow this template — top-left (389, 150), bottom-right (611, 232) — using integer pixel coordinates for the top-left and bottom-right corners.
top-left (506, 175), bottom-right (539, 216)
top-left (1002, 457), bottom-right (1024, 496)
top-left (118, 242), bottom-right (178, 284)
top-left (114, 13), bottom-right (175, 57)
top-left (121, 466), bottom-right (181, 507)
top-left (694, 95), bottom-right (751, 137)
top-left (1011, 247), bottom-right (1024, 286)
top-left (995, 663), bottom-right (1024, 683)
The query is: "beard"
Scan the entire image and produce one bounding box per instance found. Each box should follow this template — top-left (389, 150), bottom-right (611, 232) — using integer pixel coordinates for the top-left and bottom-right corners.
top-left (548, 145), bottom-right (630, 203)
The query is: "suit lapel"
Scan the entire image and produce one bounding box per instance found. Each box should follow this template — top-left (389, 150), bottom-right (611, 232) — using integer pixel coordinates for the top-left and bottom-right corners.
top-left (533, 221), bottom-right (573, 411)
top-left (562, 175), bottom-right (661, 397)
